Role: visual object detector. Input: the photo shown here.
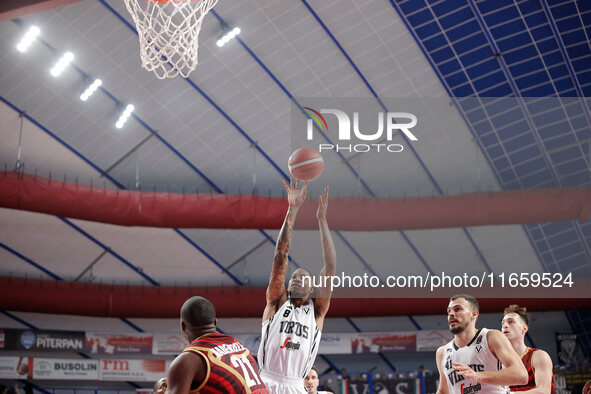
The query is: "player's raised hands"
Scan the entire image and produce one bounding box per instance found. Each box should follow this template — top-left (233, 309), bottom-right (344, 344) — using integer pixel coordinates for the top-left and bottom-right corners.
top-left (283, 177), bottom-right (308, 210)
top-left (317, 186), bottom-right (329, 221)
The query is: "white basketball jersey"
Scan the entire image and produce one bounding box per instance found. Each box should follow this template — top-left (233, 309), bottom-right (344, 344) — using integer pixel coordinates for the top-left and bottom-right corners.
top-left (441, 328), bottom-right (506, 394)
top-left (258, 299), bottom-right (321, 379)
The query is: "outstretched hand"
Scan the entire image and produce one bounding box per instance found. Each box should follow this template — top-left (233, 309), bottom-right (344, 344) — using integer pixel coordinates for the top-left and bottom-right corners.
top-left (317, 186), bottom-right (329, 220)
top-left (283, 177), bottom-right (308, 210)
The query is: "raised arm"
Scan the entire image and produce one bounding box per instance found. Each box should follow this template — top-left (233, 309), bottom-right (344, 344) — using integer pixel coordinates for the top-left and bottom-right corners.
top-left (262, 178), bottom-right (307, 321)
top-left (314, 186), bottom-right (336, 327)
top-left (453, 330), bottom-right (527, 387)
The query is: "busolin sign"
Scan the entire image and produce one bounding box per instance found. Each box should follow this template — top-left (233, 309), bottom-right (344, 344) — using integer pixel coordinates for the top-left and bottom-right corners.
top-left (304, 107), bottom-right (418, 153)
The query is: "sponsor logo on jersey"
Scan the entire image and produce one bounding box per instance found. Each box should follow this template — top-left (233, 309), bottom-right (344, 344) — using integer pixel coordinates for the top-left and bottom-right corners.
top-left (476, 345), bottom-right (482, 353)
top-left (476, 335), bottom-right (483, 345)
top-left (461, 382), bottom-right (482, 394)
top-left (279, 337), bottom-right (300, 350)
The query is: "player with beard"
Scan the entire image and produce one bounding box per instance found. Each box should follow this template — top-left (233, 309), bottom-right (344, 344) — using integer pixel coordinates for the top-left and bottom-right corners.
top-left (502, 305), bottom-right (555, 393)
top-left (258, 179), bottom-right (336, 393)
top-left (436, 294), bottom-right (527, 394)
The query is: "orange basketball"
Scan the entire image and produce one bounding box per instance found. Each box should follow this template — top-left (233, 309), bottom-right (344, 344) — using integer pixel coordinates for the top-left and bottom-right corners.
top-left (288, 147), bottom-right (324, 181)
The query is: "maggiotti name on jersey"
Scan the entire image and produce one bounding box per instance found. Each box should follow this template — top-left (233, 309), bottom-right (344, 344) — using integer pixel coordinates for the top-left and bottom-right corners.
top-left (210, 342), bottom-right (247, 358)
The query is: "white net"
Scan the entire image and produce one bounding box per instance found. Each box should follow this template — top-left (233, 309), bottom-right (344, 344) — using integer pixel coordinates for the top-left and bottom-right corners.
top-left (124, 0), bottom-right (218, 79)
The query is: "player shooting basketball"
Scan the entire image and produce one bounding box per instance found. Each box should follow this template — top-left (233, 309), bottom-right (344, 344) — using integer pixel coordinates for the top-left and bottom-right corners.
top-left (257, 178), bottom-right (336, 394)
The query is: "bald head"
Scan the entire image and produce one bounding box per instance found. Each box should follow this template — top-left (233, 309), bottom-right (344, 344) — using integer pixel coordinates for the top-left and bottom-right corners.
top-left (180, 296), bottom-right (216, 328)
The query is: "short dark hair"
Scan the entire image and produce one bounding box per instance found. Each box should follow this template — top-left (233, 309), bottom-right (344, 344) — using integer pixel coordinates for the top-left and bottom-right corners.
top-left (450, 294), bottom-right (479, 311)
top-left (310, 366), bottom-right (319, 376)
top-left (181, 296), bottom-right (216, 327)
top-left (504, 304), bottom-right (530, 325)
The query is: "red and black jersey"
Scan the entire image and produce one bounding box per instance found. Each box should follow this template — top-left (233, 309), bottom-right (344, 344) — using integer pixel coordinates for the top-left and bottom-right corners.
top-left (510, 347), bottom-right (555, 393)
top-left (183, 332), bottom-right (268, 394)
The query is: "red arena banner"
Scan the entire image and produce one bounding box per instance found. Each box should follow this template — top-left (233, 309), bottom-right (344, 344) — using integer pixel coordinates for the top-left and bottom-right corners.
top-left (2, 171), bottom-right (590, 231)
top-left (86, 333), bottom-right (153, 355)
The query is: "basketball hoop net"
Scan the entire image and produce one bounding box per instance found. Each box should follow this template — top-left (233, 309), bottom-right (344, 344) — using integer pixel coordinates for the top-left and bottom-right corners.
top-left (124, 0), bottom-right (218, 79)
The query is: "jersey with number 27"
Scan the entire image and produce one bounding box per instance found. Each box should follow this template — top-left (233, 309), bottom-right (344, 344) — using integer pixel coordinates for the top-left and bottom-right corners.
top-left (183, 332), bottom-right (268, 394)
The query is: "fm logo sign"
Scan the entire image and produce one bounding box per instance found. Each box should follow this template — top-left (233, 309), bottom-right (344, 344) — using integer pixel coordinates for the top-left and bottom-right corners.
top-left (304, 107), bottom-right (418, 153)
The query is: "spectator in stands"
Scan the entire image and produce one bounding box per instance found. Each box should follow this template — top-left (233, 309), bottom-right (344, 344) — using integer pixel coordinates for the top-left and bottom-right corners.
top-left (340, 368), bottom-right (350, 380)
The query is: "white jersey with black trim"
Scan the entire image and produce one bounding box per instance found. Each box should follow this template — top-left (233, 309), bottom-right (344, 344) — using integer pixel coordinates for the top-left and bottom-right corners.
top-left (441, 328), bottom-right (506, 394)
top-left (258, 299), bottom-right (321, 381)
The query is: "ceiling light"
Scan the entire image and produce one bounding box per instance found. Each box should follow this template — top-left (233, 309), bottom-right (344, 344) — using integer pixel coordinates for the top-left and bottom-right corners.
top-left (50, 52), bottom-right (74, 77)
top-left (80, 79), bottom-right (102, 101)
top-left (116, 104), bottom-right (135, 129)
top-left (16, 26), bottom-right (40, 53)
top-left (216, 26), bottom-right (241, 48)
